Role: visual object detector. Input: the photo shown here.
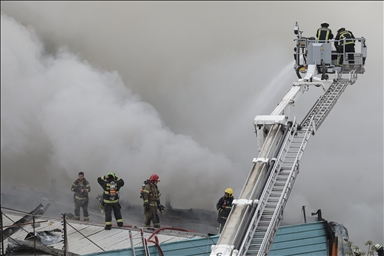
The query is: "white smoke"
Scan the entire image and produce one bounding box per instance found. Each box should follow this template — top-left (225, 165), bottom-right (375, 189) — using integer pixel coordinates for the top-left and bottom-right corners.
top-left (1, 2), bottom-right (382, 251)
top-left (1, 13), bottom-right (241, 210)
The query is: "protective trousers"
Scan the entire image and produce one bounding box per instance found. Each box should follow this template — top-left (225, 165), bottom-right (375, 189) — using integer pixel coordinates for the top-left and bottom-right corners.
top-left (217, 218), bottom-right (227, 234)
top-left (74, 199), bottom-right (89, 221)
top-left (338, 44), bottom-right (355, 65)
top-left (144, 206), bottom-right (160, 228)
top-left (104, 203), bottom-right (123, 228)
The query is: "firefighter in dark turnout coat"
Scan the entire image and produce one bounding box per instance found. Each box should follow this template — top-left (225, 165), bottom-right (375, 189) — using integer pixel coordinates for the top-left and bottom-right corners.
top-left (97, 172), bottom-right (124, 230)
top-left (216, 188), bottom-right (234, 234)
top-left (316, 21), bottom-right (334, 42)
top-left (335, 27), bottom-right (356, 65)
top-left (374, 244), bottom-right (384, 256)
top-left (71, 172), bottom-right (91, 221)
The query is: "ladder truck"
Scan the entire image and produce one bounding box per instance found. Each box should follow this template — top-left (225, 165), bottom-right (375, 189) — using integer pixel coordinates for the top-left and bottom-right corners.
top-left (210, 22), bottom-right (367, 256)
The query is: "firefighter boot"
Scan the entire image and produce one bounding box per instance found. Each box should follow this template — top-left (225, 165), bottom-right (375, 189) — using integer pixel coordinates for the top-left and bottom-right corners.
top-left (104, 225), bottom-right (112, 230)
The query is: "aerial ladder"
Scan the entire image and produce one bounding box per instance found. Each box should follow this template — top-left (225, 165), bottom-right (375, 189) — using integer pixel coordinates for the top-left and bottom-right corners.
top-left (210, 22), bottom-right (367, 256)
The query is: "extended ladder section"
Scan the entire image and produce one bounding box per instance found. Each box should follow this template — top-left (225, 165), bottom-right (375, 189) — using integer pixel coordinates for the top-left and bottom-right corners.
top-left (210, 22), bottom-right (365, 256)
top-left (300, 79), bottom-right (350, 130)
top-left (211, 79), bottom-right (352, 256)
top-left (238, 119), bottom-right (314, 256)
top-left (239, 77), bottom-right (353, 256)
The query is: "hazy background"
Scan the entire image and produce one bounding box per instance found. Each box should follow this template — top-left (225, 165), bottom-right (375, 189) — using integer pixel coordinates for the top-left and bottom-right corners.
top-left (1, 1), bottom-right (383, 250)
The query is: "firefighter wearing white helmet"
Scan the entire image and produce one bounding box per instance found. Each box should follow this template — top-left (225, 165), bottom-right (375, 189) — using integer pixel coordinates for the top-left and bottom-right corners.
top-left (374, 244), bottom-right (384, 256)
top-left (216, 188), bottom-right (234, 234)
top-left (316, 21), bottom-right (334, 42)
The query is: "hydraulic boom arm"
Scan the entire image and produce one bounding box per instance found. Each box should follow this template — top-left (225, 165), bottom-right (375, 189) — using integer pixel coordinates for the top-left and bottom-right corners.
top-left (210, 22), bottom-right (367, 256)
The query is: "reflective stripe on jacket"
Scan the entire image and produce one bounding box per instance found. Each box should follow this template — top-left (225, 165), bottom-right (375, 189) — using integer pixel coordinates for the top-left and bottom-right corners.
top-left (71, 178), bottom-right (91, 200)
top-left (339, 31), bottom-right (355, 46)
top-left (216, 196), bottom-right (234, 219)
top-left (143, 183), bottom-right (160, 206)
top-left (316, 27), bottom-right (333, 41)
top-left (97, 176), bottom-right (125, 204)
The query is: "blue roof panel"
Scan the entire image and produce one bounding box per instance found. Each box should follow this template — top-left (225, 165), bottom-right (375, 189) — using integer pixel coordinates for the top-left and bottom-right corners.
top-left (269, 221), bottom-right (328, 256)
top-left (83, 222), bottom-right (328, 256)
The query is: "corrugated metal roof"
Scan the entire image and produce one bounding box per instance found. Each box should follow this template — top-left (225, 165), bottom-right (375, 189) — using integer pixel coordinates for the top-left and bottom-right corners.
top-left (2, 210), bottom-right (210, 255)
top-left (83, 222), bottom-right (330, 256)
top-left (103, 221), bottom-right (328, 256)
top-left (269, 221), bottom-right (328, 256)
top-left (3, 209), bottom-right (330, 256)
top-left (89, 222), bottom-right (329, 256)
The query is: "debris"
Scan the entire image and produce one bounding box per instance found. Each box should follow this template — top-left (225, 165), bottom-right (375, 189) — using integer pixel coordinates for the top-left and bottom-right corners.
top-left (1, 203), bottom-right (50, 241)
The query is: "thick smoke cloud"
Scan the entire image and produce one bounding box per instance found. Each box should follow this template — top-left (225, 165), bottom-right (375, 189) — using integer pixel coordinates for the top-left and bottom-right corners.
top-left (1, 12), bottom-right (245, 210)
top-left (1, 1), bottom-right (383, 251)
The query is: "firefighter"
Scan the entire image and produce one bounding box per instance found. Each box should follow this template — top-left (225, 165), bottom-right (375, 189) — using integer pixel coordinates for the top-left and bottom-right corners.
top-left (216, 188), bottom-right (234, 234)
top-left (71, 172), bottom-right (91, 221)
top-left (97, 172), bottom-right (124, 230)
top-left (334, 27), bottom-right (356, 65)
top-left (316, 21), bottom-right (334, 42)
top-left (142, 174), bottom-right (165, 228)
top-left (374, 244), bottom-right (384, 256)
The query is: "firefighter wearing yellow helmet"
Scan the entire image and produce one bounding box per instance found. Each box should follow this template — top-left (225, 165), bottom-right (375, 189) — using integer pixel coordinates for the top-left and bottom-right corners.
top-left (216, 188), bottom-right (234, 234)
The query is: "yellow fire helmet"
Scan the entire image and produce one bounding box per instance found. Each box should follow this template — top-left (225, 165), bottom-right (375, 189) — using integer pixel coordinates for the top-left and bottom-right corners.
top-left (224, 188), bottom-right (234, 196)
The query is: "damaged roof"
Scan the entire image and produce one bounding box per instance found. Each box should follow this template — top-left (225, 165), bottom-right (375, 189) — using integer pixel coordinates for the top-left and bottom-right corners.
top-left (2, 207), bottom-right (345, 256)
top-left (2, 209), bottom-right (215, 255)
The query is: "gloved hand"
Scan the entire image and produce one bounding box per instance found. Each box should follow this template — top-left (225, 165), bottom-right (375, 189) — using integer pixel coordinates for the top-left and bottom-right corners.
top-left (157, 204), bottom-right (166, 215)
top-left (144, 203), bottom-right (150, 211)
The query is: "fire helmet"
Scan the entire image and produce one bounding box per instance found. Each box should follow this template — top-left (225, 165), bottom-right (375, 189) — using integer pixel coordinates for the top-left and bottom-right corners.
top-left (374, 244), bottom-right (382, 251)
top-left (321, 21), bottom-right (329, 27)
top-left (107, 172), bottom-right (116, 179)
top-left (224, 188), bottom-right (234, 196)
top-left (149, 174), bottom-right (160, 183)
top-left (338, 27), bottom-right (345, 33)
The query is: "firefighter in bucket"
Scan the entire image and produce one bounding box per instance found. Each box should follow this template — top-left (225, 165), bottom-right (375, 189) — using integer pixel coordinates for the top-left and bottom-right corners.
top-left (97, 172), bottom-right (125, 230)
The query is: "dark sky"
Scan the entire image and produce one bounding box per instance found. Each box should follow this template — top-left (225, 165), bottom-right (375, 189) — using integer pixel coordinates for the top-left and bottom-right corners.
top-left (1, 1), bottom-right (383, 250)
